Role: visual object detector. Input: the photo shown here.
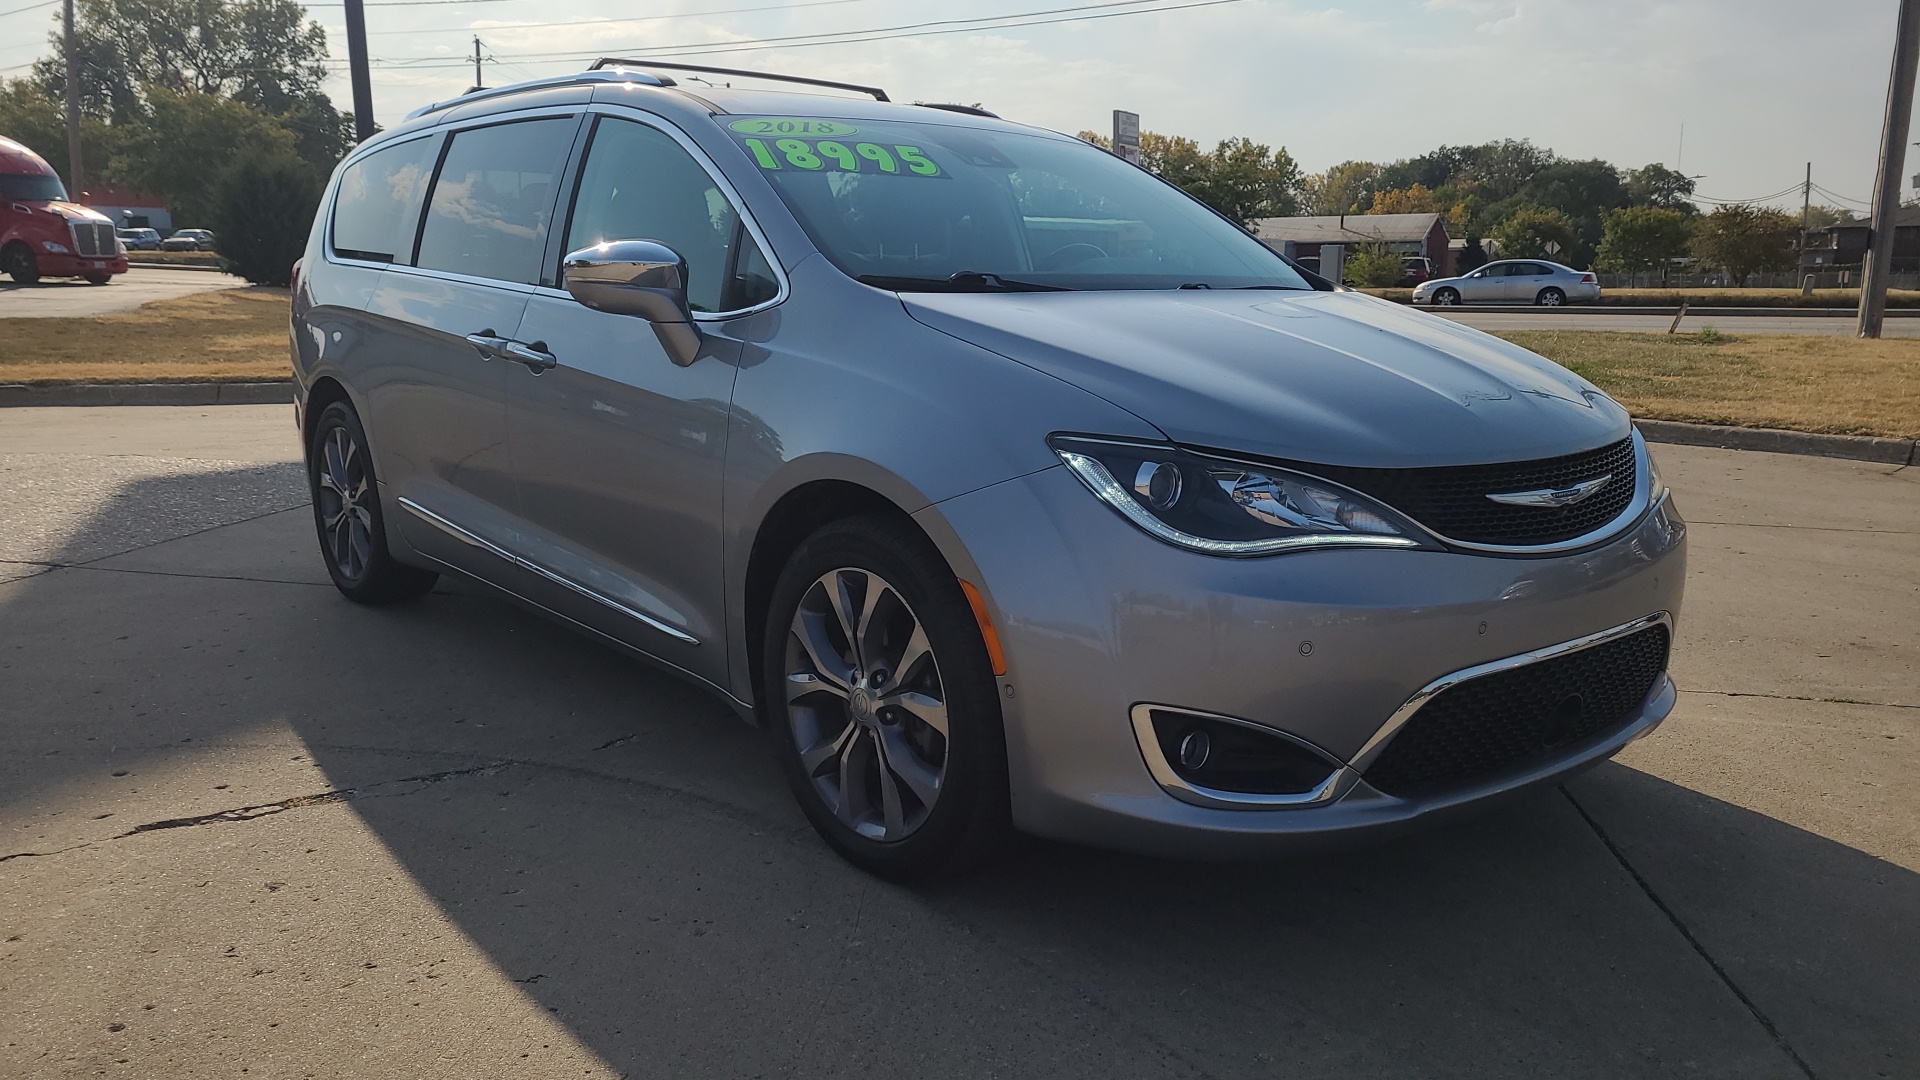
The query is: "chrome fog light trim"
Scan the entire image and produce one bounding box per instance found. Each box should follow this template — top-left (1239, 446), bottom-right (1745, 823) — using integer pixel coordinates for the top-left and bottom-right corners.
top-left (1129, 704), bottom-right (1358, 811)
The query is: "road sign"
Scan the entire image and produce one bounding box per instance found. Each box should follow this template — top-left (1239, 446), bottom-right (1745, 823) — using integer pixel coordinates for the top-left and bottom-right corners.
top-left (1544, 240), bottom-right (1561, 255)
top-left (1112, 109), bottom-right (1141, 165)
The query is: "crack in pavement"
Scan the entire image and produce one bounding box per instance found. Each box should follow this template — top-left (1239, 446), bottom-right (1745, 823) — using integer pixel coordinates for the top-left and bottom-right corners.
top-left (1561, 786), bottom-right (1819, 1080)
top-left (2, 560), bottom-right (333, 588)
top-left (1679, 688), bottom-right (1918, 711)
top-left (1688, 520), bottom-right (1918, 536)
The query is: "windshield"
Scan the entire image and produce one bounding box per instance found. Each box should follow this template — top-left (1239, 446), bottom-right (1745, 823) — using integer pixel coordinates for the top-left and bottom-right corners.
top-left (724, 117), bottom-right (1309, 292)
top-left (0, 172), bottom-right (68, 201)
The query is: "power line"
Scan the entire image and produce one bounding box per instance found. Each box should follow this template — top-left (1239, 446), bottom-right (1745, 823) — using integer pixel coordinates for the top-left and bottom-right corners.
top-left (349, 0), bottom-right (896, 38)
top-left (1811, 183), bottom-right (1872, 207)
top-left (0, 0), bottom-right (57, 18)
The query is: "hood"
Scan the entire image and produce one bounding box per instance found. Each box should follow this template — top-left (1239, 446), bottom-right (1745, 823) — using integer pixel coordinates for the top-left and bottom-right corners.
top-left (46, 201), bottom-right (113, 223)
top-left (900, 289), bottom-right (1629, 469)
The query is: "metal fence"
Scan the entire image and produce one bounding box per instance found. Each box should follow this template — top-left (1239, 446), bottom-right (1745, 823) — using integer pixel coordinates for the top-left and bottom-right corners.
top-left (1594, 269), bottom-right (1920, 291)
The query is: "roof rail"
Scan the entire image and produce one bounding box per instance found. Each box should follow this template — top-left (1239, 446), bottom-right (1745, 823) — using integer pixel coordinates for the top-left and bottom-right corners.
top-left (589, 58), bottom-right (890, 102)
top-left (404, 69), bottom-right (673, 121)
top-left (914, 102), bottom-right (998, 119)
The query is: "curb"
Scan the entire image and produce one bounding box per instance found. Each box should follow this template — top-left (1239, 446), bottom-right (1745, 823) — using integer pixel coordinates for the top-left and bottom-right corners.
top-left (1636, 419), bottom-right (1917, 466)
top-left (0, 381), bottom-right (291, 407)
top-left (1414, 303), bottom-right (1920, 317)
top-left (124, 261), bottom-right (227, 273)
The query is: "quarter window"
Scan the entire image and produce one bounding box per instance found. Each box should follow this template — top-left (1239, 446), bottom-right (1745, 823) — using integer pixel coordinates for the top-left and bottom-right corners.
top-left (330, 135), bottom-right (437, 262)
top-left (415, 118), bottom-right (577, 284)
top-left (563, 118), bottom-right (745, 313)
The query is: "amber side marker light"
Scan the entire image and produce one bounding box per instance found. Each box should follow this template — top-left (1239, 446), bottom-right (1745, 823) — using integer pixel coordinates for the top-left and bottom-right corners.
top-left (957, 579), bottom-right (1008, 677)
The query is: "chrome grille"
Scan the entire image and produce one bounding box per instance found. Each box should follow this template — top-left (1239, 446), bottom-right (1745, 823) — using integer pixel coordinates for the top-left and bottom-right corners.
top-left (68, 221), bottom-right (117, 257)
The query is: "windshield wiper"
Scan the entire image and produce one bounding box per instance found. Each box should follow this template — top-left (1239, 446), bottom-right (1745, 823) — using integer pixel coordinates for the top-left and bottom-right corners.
top-left (1178, 282), bottom-right (1304, 291)
top-left (857, 271), bottom-right (1071, 293)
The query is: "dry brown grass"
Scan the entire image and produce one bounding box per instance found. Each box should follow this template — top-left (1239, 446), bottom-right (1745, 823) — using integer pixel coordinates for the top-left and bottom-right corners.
top-left (0, 287), bottom-right (290, 384)
top-left (1497, 330), bottom-right (1920, 440)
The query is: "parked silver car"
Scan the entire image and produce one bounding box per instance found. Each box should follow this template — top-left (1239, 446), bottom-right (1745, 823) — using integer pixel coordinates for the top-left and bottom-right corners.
top-left (1414, 259), bottom-right (1601, 306)
top-left (291, 63), bottom-right (1684, 879)
top-left (162, 228), bottom-right (216, 251)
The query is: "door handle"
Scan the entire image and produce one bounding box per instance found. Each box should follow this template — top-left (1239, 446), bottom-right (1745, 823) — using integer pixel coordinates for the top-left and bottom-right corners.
top-left (464, 330), bottom-right (509, 360)
top-left (501, 340), bottom-right (558, 373)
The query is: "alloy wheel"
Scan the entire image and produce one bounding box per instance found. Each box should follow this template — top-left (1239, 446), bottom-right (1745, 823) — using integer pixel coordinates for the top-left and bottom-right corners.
top-left (1435, 289), bottom-right (1458, 306)
top-left (315, 423), bottom-right (375, 583)
top-left (784, 568), bottom-right (948, 842)
top-left (1539, 289), bottom-right (1563, 306)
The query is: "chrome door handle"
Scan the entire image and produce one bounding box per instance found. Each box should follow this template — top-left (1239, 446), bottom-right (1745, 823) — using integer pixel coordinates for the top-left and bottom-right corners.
top-left (464, 330), bottom-right (510, 360)
top-left (501, 340), bottom-right (558, 372)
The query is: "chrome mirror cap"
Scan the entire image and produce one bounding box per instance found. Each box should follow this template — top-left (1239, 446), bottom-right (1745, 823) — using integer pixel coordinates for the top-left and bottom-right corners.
top-left (562, 239), bottom-right (703, 366)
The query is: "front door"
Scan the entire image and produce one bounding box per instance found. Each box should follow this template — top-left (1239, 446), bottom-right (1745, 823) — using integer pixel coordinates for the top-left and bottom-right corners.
top-left (503, 114), bottom-right (774, 688)
top-left (366, 114), bottom-right (582, 575)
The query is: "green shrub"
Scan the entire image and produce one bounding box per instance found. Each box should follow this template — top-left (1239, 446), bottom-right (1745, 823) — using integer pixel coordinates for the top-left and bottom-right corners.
top-left (206, 152), bottom-right (322, 286)
top-left (1343, 242), bottom-right (1406, 288)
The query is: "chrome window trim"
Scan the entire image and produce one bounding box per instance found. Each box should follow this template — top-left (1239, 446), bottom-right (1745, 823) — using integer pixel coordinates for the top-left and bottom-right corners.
top-left (1346, 610), bottom-right (1674, 772)
top-left (545, 103), bottom-right (792, 322)
top-left (397, 496), bottom-right (699, 645)
top-left (382, 262), bottom-right (541, 296)
top-left (1128, 704), bottom-right (1358, 811)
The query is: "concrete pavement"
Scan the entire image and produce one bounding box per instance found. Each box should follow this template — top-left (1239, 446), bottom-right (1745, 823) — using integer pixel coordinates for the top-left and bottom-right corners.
top-left (0, 406), bottom-right (1914, 1079)
top-left (1441, 308), bottom-right (1920, 336)
top-left (0, 267), bottom-right (244, 319)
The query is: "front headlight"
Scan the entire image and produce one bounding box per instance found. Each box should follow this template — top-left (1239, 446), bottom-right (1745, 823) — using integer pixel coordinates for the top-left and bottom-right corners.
top-left (41, 240), bottom-right (70, 253)
top-left (1051, 436), bottom-right (1427, 557)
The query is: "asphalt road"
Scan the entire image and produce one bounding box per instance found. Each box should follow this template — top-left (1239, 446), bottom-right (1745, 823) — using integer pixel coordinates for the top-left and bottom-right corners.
top-left (1441, 307), bottom-right (1920, 336)
top-left (0, 267), bottom-right (244, 319)
top-left (1, 406), bottom-right (1914, 1079)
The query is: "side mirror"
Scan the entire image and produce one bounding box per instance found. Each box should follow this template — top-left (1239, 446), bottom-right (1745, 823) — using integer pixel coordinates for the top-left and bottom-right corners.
top-left (562, 239), bottom-right (703, 366)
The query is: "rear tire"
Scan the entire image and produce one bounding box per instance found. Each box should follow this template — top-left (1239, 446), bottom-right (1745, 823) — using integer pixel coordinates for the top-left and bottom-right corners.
top-left (3, 243), bottom-right (40, 285)
top-left (306, 400), bottom-right (438, 604)
top-left (1433, 287), bottom-right (1459, 306)
top-left (1536, 287), bottom-right (1564, 306)
top-left (762, 514), bottom-right (1012, 881)
top-left (85, 275), bottom-right (111, 285)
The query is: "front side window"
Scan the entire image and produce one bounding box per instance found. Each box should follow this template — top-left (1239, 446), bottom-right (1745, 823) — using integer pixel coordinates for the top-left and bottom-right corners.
top-left (725, 116), bottom-right (1310, 292)
top-left (416, 117), bottom-right (576, 284)
top-left (331, 136), bottom-right (437, 262)
top-left (564, 117), bottom-right (749, 313)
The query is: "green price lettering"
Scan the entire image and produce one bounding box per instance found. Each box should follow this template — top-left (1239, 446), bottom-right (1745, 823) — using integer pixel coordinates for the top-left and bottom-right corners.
top-left (743, 138), bottom-right (781, 169)
top-left (728, 117), bottom-right (860, 137)
top-left (816, 141), bottom-right (858, 171)
top-left (737, 136), bottom-right (943, 177)
top-left (775, 138), bottom-right (823, 169)
top-left (855, 143), bottom-right (897, 172)
top-left (896, 145), bottom-right (938, 175)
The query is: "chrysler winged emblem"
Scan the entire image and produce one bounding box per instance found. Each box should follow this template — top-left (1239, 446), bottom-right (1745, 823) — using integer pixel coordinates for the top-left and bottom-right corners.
top-left (1486, 474), bottom-right (1612, 508)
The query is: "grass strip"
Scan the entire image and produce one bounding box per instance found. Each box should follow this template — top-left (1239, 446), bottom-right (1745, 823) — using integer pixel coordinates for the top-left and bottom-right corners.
top-left (0, 287), bottom-right (290, 385)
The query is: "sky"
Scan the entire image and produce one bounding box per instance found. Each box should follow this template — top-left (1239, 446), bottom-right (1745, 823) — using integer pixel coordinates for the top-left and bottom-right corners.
top-left (0, 0), bottom-right (1905, 215)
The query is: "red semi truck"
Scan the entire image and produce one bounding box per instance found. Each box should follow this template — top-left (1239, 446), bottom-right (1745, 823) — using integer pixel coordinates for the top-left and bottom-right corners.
top-left (1, 135), bottom-right (128, 285)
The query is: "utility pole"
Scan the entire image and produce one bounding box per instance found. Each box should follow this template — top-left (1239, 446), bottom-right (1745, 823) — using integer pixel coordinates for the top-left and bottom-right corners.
top-left (61, 0), bottom-right (84, 200)
top-left (1800, 162), bottom-right (1811, 239)
top-left (1860, 0), bottom-right (1920, 338)
top-left (342, 0), bottom-right (375, 144)
top-left (472, 36), bottom-right (484, 92)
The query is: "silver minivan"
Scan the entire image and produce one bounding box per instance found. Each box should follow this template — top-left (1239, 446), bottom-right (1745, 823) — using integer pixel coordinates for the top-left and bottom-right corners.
top-left (292, 63), bottom-right (1686, 879)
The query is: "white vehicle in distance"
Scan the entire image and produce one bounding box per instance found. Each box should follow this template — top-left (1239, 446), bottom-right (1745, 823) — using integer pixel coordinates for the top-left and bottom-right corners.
top-left (1414, 260), bottom-right (1601, 306)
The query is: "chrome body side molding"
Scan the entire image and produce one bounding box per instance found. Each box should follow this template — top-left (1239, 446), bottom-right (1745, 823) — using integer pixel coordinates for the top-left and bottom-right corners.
top-left (397, 496), bottom-right (699, 646)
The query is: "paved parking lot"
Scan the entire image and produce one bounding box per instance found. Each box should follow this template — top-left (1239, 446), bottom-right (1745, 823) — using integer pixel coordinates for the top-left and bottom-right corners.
top-left (0, 267), bottom-right (243, 319)
top-left (0, 405), bottom-right (1914, 1079)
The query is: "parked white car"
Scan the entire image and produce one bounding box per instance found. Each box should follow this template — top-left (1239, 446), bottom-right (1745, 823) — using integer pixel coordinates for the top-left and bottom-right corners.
top-left (1413, 260), bottom-right (1601, 306)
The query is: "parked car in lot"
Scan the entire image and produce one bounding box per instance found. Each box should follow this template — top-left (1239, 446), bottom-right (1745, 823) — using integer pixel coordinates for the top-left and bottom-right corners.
top-left (1413, 259), bottom-right (1600, 305)
top-left (292, 64), bottom-right (1684, 878)
top-left (1, 135), bottom-right (128, 285)
top-left (162, 228), bottom-right (216, 251)
top-left (116, 227), bottom-right (162, 251)
top-left (1398, 256), bottom-right (1434, 286)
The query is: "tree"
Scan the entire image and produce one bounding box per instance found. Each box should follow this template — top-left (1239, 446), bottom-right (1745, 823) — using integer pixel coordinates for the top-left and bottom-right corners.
top-left (1489, 205), bottom-right (1578, 261)
top-left (207, 148), bottom-right (322, 285)
top-left (1139, 131), bottom-right (1209, 191)
top-left (1188, 137), bottom-right (1300, 224)
top-left (1367, 184), bottom-right (1439, 215)
top-left (1594, 207), bottom-right (1691, 285)
top-left (1517, 158), bottom-right (1627, 265)
top-left (1458, 139), bottom-right (1555, 202)
top-left (0, 80), bottom-right (120, 189)
top-left (1624, 164), bottom-right (1698, 213)
top-left (1299, 160), bottom-right (1379, 215)
top-left (112, 89), bottom-right (300, 225)
top-left (1802, 205), bottom-right (1851, 231)
top-left (1457, 236), bottom-right (1489, 273)
top-left (1691, 204), bottom-right (1798, 286)
top-left (1343, 241), bottom-right (1406, 288)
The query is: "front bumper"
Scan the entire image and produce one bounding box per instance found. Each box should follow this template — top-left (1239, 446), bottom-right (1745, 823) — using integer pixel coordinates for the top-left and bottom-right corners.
top-left (40, 252), bottom-right (127, 277)
top-left (924, 462), bottom-right (1687, 859)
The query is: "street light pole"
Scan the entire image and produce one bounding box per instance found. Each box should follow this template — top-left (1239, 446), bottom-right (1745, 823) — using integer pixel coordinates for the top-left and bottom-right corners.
top-left (342, 0), bottom-right (376, 144)
top-left (61, 0), bottom-right (84, 199)
top-left (1859, 0), bottom-right (1920, 338)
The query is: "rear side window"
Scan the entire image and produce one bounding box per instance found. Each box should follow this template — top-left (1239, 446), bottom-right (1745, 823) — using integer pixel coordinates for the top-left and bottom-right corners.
top-left (563, 117), bottom-right (741, 312)
top-left (331, 136), bottom-right (437, 262)
top-left (416, 118), bottom-right (577, 285)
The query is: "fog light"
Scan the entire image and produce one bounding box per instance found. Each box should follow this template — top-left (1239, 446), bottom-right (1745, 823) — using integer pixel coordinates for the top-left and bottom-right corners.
top-left (1177, 729), bottom-right (1211, 769)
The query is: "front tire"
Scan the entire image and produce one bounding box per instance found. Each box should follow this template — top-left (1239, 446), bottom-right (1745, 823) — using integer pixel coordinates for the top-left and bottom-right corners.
top-left (3, 243), bottom-right (40, 285)
top-left (1536, 287), bottom-right (1565, 306)
top-left (1433, 287), bottom-right (1460, 306)
top-left (85, 275), bottom-right (111, 285)
top-left (763, 514), bottom-right (1011, 881)
top-left (306, 400), bottom-right (437, 604)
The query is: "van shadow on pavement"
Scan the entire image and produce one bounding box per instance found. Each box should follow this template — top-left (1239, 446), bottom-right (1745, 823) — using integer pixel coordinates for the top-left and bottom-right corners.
top-left (1, 467), bottom-right (1912, 1079)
